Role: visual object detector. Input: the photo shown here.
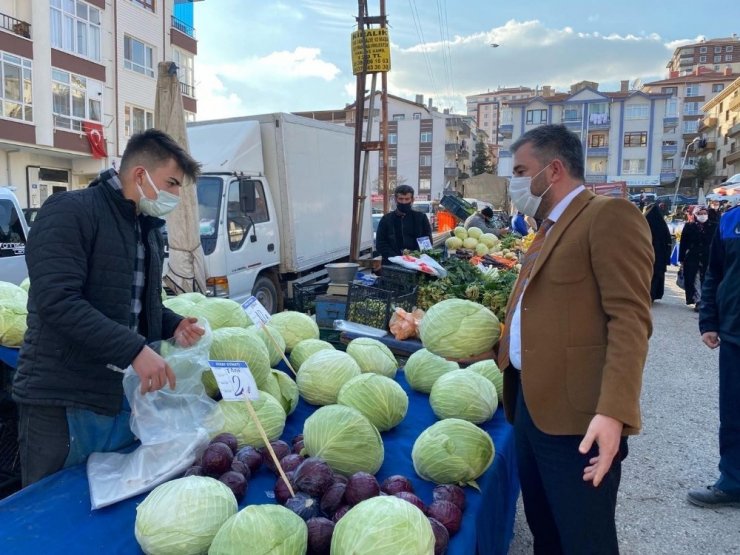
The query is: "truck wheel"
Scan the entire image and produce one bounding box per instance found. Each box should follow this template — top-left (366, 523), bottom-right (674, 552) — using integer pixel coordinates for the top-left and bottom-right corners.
top-left (252, 275), bottom-right (281, 314)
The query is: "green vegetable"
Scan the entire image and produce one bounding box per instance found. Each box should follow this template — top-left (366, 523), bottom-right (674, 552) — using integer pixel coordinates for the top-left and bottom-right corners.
top-left (467, 226), bottom-right (483, 239)
top-left (445, 236), bottom-right (463, 250)
top-left (347, 298), bottom-right (388, 330)
top-left (475, 243), bottom-right (489, 256)
top-left (337, 374), bottom-right (408, 432)
top-left (465, 359), bottom-right (504, 402)
top-left (0, 298), bottom-right (27, 348)
top-left (208, 505), bottom-right (307, 555)
top-left (271, 369), bottom-right (299, 415)
top-left (209, 327), bottom-right (272, 389)
top-left (412, 418), bottom-right (494, 488)
top-left (247, 324), bottom-right (286, 367)
top-left (19, 277), bottom-right (30, 292)
top-left (201, 368), bottom-right (220, 399)
top-left (217, 391), bottom-right (286, 448)
top-left (480, 233), bottom-right (499, 248)
top-left (430, 370), bottom-right (498, 423)
top-left (331, 496), bottom-right (434, 555)
top-left (269, 311), bottom-right (320, 352)
top-left (288, 338), bottom-right (335, 371)
top-left (134, 476), bottom-right (237, 555)
top-left (193, 297), bottom-right (250, 329)
top-left (296, 350), bottom-right (361, 406)
top-left (403, 348), bottom-right (459, 394)
top-left (303, 404), bottom-right (384, 476)
top-left (419, 298), bottom-right (500, 359)
top-left (453, 226), bottom-right (468, 240)
top-left (346, 337), bottom-right (398, 378)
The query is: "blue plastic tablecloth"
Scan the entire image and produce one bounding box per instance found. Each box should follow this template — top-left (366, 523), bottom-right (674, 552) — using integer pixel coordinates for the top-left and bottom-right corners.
top-left (0, 371), bottom-right (518, 555)
top-left (0, 346), bottom-right (18, 368)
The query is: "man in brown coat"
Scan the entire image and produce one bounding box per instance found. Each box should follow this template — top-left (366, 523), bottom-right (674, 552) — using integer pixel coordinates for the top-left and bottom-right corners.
top-left (497, 125), bottom-right (654, 554)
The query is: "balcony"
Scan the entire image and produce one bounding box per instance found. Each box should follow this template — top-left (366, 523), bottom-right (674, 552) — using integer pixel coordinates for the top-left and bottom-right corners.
top-left (696, 140), bottom-right (717, 155)
top-left (586, 146), bottom-right (609, 157)
top-left (457, 148), bottom-right (470, 160)
top-left (179, 81), bottom-right (195, 98)
top-left (444, 167), bottom-right (459, 177)
top-left (499, 150), bottom-right (512, 158)
top-left (587, 114), bottom-right (610, 129)
top-left (660, 171), bottom-right (677, 184)
top-left (699, 116), bottom-right (718, 131)
top-left (499, 124), bottom-right (513, 137)
top-left (729, 122), bottom-right (740, 138)
top-left (445, 143), bottom-right (458, 152)
top-left (663, 116), bottom-right (679, 128)
top-left (729, 94), bottom-right (740, 112)
top-left (682, 131), bottom-right (700, 140)
top-left (726, 147), bottom-right (740, 164)
top-left (0, 12), bottom-right (31, 38)
top-left (662, 144), bottom-right (678, 156)
top-left (679, 58), bottom-right (694, 66)
top-left (171, 15), bottom-right (196, 39)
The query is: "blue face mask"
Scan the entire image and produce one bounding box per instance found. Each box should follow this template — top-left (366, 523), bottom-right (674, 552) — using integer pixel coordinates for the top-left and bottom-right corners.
top-left (137, 170), bottom-right (180, 217)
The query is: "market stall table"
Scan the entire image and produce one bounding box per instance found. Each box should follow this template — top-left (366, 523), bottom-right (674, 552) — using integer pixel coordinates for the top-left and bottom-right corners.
top-left (0, 370), bottom-right (518, 555)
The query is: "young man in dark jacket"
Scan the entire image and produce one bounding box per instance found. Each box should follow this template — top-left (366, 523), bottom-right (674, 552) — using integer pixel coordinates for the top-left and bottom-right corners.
top-left (13, 130), bottom-right (204, 486)
top-left (375, 185), bottom-right (432, 263)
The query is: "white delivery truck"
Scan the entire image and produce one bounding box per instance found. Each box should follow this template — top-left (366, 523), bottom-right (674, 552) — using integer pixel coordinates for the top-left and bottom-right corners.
top-left (187, 113), bottom-right (373, 312)
top-left (0, 187), bottom-right (30, 285)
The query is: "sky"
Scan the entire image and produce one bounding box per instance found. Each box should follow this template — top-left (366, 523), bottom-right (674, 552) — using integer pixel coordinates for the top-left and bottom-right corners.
top-left (192, 1), bottom-right (737, 120)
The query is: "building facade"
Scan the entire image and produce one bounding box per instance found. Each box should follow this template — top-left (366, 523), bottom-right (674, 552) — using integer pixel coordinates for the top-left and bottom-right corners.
top-left (465, 86), bottom-right (536, 147)
top-left (701, 76), bottom-right (740, 185)
top-left (666, 35), bottom-right (740, 76)
top-left (0, 0), bottom-right (198, 209)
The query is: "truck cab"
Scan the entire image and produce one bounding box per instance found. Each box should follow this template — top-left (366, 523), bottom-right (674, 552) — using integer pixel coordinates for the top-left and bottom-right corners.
top-left (0, 188), bottom-right (29, 285)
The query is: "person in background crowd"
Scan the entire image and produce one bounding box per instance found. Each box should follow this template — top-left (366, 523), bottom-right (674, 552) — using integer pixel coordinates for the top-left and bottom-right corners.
top-left (375, 184), bottom-right (432, 263)
top-left (498, 124), bottom-right (653, 553)
top-left (707, 207), bottom-right (720, 224)
top-left (638, 192), bottom-right (646, 211)
top-left (679, 206), bottom-right (717, 312)
top-left (512, 210), bottom-right (530, 236)
top-left (13, 130), bottom-right (205, 487)
top-left (688, 201), bottom-right (740, 508)
top-left (645, 203), bottom-right (673, 302)
top-left (465, 206), bottom-right (509, 237)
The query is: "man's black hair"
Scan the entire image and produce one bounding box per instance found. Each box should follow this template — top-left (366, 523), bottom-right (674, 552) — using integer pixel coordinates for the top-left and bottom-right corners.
top-left (120, 129), bottom-right (201, 182)
top-left (481, 207), bottom-right (494, 218)
top-left (511, 124), bottom-right (585, 181)
top-left (394, 184), bottom-right (415, 197)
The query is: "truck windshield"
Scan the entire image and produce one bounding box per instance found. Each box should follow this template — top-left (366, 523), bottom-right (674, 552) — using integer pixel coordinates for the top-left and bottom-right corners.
top-left (197, 176), bottom-right (223, 255)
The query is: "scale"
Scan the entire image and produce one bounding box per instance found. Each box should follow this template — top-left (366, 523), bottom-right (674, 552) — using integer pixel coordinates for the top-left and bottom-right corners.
top-left (325, 263), bottom-right (358, 297)
top-left (314, 263), bottom-right (359, 327)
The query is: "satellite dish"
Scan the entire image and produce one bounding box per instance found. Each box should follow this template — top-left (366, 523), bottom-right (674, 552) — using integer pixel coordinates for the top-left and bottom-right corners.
top-left (630, 78), bottom-right (643, 91)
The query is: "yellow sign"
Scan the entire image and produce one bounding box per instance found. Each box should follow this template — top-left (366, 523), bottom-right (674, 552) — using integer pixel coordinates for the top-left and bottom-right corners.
top-left (351, 28), bottom-right (391, 75)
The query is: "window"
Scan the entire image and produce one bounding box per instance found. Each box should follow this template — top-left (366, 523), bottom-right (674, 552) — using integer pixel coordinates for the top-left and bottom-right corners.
top-left (392, 114), bottom-right (405, 121)
top-left (131, 0), bottom-right (155, 11)
top-left (51, 68), bottom-right (102, 131)
top-left (665, 97), bottom-right (678, 117)
top-left (420, 132), bottom-right (432, 142)
top-left (714, 55), bottom-right (722, 63)
top-left (713, 84), bottom-right (725, 93)
top-left (624, 132), bottom-right (648, 147)
top-left (525, 109), bottom-right (546, 124)
top-left (0, 199), bottom-right (26, 258)
top-left (50, 0), bottom-right (101, 61)
top-left (686, 85), bottom-right (700, 96)
top-left (388, 156), bottom-right (397, 168)
top-left (715, 46), bottom-right (722, 53)
top-left (661, 159), bottom-right (674, 170)
top-left (683, 120), bottom-right (698, 134)
top-left (226, 179), bottom-right (269, 251)
top-left (172, 48), bottom-right (194, 97)
top-left (419, 155), bottom-right (431, 166)
top-left (726, 55), bottom-right (733, 62)
top-left (661, 87), bottom-right (678, 96)
top-left (727, 46), bottom-right (734, 52)
top-left (589, 103), bottom-right (608, 115)
top-left (624, 104), bottom-right (649, 119)
top-left (124, 105), bottom-right (153, 137)
top-left (388, 133), bottom-right (397, 145)
top-left (622, 159), bottom-right (646, 175)
top-left (0, 52), bottom-right (32, 122)
top-left (684, 101), bottom-right (700, 115)
top-left (124, 36), bottom-right (155, 77)
top-left (563, 107), bottom-right (580, 121)
top-left (699, 56), bottom-right (707, 63)
top-left (589, 134), bottom-right (606, 147)
top-left (419, 178), bottom-right (431, 192)
top-left (412, 112), bottom-right (421, 120)
top-left (700, 46), bottom-right (707, 53)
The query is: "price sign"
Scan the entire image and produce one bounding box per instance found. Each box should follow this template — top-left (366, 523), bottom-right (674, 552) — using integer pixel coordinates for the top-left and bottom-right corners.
top-left (208, 361), bottom-right (259, 401)
top-left (416, 236), bottom-right (433, 251)
top-left (242, 296), bottom-right (271, 327)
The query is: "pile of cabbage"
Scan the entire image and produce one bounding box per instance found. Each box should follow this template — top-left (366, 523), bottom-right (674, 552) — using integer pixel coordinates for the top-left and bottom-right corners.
top-left (419, 298), bottom-right (501, 359)
top-left (444, 226), bottom-right (501, 257)
top-left (0, 281), bottom-right (28, 347)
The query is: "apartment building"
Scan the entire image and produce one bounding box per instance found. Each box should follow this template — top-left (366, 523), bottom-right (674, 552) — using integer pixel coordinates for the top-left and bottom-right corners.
top-left (701, 76), bottom-right (740, 185)
top-left (666, 35), bottom-right (740, 76)
top-left (643, 67), bottom-right (738, 187)
top-left (498, 81), bottom-right (672, 190)
top-left (0, 0), bottom-right (199, 209)
top-left (465, 86), bottom-right (536, 147)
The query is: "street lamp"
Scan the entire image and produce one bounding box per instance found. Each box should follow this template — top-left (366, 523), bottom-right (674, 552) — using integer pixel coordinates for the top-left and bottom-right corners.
top-left (672, 136), bottom-right (701, 210)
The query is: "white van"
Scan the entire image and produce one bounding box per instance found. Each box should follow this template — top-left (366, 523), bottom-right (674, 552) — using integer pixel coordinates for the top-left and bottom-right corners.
top-left (0, 188), bottom-right (29, 285)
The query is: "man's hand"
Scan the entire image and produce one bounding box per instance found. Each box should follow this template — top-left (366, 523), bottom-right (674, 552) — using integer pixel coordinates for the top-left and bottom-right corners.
top-left (578, 414), bottom-right (623, 487)
top-left (702, 331), bottom-right (720, 349)
top-left (132, 345), bottom-right (176, 394)
top-left (174, 317), bottom-right (205, 347)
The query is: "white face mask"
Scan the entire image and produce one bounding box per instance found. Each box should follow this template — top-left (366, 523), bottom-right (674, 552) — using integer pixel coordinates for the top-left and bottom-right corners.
top-left (137, 170), bottom-right (180, 217)
top-left (696, 214), bottom-right (708, 223)
top-left (509, 163), bottom-right (553, 217)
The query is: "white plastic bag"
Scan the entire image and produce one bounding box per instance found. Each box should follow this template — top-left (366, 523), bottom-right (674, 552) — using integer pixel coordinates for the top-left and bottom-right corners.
top-left (387, 254), bottom-right (448, 278)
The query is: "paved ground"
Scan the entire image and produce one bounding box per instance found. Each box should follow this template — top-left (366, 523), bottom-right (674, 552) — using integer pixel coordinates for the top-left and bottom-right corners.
top-left (508, 267), bottom-right (740, 554)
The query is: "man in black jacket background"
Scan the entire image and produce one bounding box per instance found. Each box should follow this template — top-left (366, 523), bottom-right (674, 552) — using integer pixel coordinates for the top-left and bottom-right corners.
top-left (13, 130), bottom-right (204, 486)
top-left (375, 185), bottom-right (433, 263)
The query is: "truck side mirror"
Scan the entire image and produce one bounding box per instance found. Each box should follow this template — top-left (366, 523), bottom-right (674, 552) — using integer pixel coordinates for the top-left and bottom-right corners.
top-left (239, 179), bottom-right (256, 213)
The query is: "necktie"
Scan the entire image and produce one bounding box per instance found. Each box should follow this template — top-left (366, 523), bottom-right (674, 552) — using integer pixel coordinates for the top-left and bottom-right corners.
top-left (497, 219), bottom-right (554, 370)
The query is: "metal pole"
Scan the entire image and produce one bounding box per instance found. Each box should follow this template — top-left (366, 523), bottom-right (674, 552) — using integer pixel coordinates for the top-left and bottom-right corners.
top-left (380, 0), bottom-right (389, 214)
top-left (350, 1), bottom-right (368, 261)
top-left (673, 138), bottom-right (698, 210)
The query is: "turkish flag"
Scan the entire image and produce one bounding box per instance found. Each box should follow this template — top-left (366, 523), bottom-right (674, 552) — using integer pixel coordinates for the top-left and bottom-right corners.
top-left (82, 121), bottom-right (107, 159)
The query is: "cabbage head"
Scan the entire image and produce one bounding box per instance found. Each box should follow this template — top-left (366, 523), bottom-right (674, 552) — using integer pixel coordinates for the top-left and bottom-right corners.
top-left (217, 391), bottom-right (286, 447)
top-left (475, 243), bottom-right (489, 256)
top-left (269, 311), bottom-right (320, 352)
top-left (331, 496), bottom-right (434, 555)
top-left (403, 348), bottom-right (459, 394)
top-left (297, 350), bottom-right (361, 406)
top-left (337, 374), bottom-right (408, 432)
top-left (288, 338), bottom-right (335, 371)
top-left (270, 370), bottom-right (299, 415)
top-left (480, 233), bottom-right (499, 249)
top-left (453, 226), bottom-right (468, 240)
top-left (19, 277), bottom-right (30, 292)
top-left (201, 368), bottom-right (220, 399)
top-left (466, 359), bottom-right (503, 402)
top-left (261, 372), bottom-right (282, 404)
top-left (0, 299), bottom-right (27, 347)
top-left (246, 324), bottom-right (286, 367)
top-left (445, 236), bottom-right (463, 250)
top-left (163, 296), bottom-right (197, 318)
top-left (0, 281), bottom-right (27, 303)
top-left (467, 226), bottom-right (483, 239)
top-left (419, 298), bottom-right (500, 359)
top-left (462, 237), bottom-right (479, 250)
top-left (412, 418), bottom-right (494, 488)
top-left (430, 370), bottom-right (498, 424)
top-left (209, 505), bottom-right (307, 555)
top-left (303, 404), bottom-right (384, 476)
top-left (210, 327), bottom-right (271, 389)
top-left (134, 476), bottom-right (237, 555)
top-left (191, 297), bottom-right (249, 329)
top-left (346, 337), bottom-right (398, 378)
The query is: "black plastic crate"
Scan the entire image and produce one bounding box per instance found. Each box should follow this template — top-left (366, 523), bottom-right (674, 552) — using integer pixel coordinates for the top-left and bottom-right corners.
top-left (380, 264), bottom-right (427, 288)
top-left (345, 283), bottom-right (417, 330)
top-left (291, 280), bottom-right (330, 314)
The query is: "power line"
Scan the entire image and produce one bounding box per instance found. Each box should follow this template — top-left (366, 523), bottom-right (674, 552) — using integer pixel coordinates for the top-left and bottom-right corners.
top-left (407, 0), bottom-right (441, 107)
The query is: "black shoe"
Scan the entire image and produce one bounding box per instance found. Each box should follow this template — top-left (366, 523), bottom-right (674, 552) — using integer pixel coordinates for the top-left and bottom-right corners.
top-left (687, 485), bottom-right (740, 508)
top-left (693, 305), bottom-right (700, 312)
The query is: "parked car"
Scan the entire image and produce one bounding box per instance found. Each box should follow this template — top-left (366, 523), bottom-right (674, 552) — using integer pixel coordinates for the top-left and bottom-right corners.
top-left (412, 200), bottom-right (436, 230)
top-left (629, 192), bottom-right (657, 204)
top-left (0, 187), bottom-right (30, 285)
top-left (372, 212), bottom-right (382, 242)
top-left (22, 208), bottom-right (39, 226)
top-left (724, 173), bottom-right (740, 186)
top-left (656, 194), bottom-right (698, 207)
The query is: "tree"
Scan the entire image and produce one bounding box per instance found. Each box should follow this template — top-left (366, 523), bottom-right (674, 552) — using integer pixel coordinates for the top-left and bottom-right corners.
top-left (693, 157), bottom-right (716, 192)
top-left (471, 141), bottom-right (492, 176)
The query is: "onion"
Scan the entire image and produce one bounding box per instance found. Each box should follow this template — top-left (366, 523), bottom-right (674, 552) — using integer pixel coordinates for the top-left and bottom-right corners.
top-left (285, 492), bottom-right (322, 521)
top-left (432, 484), bottom-right (466, 511)
top-left (293, 458), bottom-right (335, 498)
top-left (230, 459), bottom-right (251, 480)
top-left (306, 516), bottom-right (334, 555)
top-left (427, 500), bottom-right (462, 536)
top-left (345, 472), bottom-right (380, 506)
top-left (332, 505), bottom-right (350, 523)
top-left (293, 440), bottom-right (305, 455)
top-left (320, 481), bottom-right (346, 517)
top-left (280, 453), bottom-right (304, 473)
top-left (380, 475), bottom-right (415, 495)
top-left (428, 517), bottom-right (450, 555)
top-left (210, 432), bottom-right (238, 454)
top-left (260, 440), bottom-right (291, 473)
top-left (218, 470), bottom-right (247, 501)
top-left (234, 445), bottom-right (262, 474)
top-left (274, 472), bottom-right (295, 505)
top-left (394, 491), bottom-right (427, 514)
top-left (200, 442), bottom-right (233, 477)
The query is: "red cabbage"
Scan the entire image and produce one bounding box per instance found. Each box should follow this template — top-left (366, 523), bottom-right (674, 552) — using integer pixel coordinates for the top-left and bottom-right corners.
top-left (380, 475), bottom-right (415, 495)
top-left (428, 517), bottom-right (450, 555)
top-left (200, 442), bottom-right (233, 477)
top-left (427, 500), bottom-right (462, 536)
top-left (344, 472), bottom-right (380, 506)
top-left (293, 458), bottom-right (335, 498)
top-left (306, 516), bottom-right (334, 555)
top-left (432, 484), bottom-right (466, 511)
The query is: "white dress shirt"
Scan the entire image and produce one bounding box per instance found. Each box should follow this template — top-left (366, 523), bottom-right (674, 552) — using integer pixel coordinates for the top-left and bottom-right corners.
top-left (509, 185), bottom-right (585, 370)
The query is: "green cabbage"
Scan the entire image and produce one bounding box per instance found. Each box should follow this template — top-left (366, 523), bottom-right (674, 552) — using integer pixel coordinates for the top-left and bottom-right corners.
top-left (445, 236), bottom-right (463, 250)
top-left (462, 237), bottom-right (479, 249)
top-left (134, 476), bottom-right (237, 555)
top-left (209, 505), bottom-right (307, 555)
top-left (419, 298), bottom-right (501, 359)
top-left (217, 391), bottom-right (286, 448)
top-left (475, 243), bottom-right (489, 256)
top-left (246, 324), bottom-right (286, 367)
top-left (467, 226), bottom-right (483, 239)
top-left (337, 374), bottom-right (408, 432)
top-left (163, 297), bottom-right (198, 318)
top-left (465, 359), bottom-right (504, 402)
top-left (0, 299), bottom-right (27, 347)
top-left (261, 372), bottom-right (282, 404)
top-left (288, 338), bottom-right (335, 370)
top-left (346, 337), bottom-right (398, 378)
top-left (331, 496), bottom-right (434, 555)
top-left (453, 226), bottom-right (468, 240)
top-left (192, 298), bottom-right (249, 329)
top-left (269, 311), bottom-right (320, 352)
top-left (403, 348), bottom-right (459, 394)
top-left (19, 277), bottom-right (30, 292)
top-left (178, 292), bottom-right (208, 303)
top-left (209, 327), bottom-right (272, 389)
top-left (201, 369), bottom-right (220, 399)
top-left (296, 350), bottom-right (361, 406)
top-left (303, 404), bottom-right (384, 476)
top-left (480, 233), bottom-right (499, 248)
top-left (430, 370), bottom-right (498, 423)
top-left (412, 418), bottom-right (495, 488)
top-left (0, 281), bottom-right (27, 304)
top-left (271, 370), bottom-right (299, 415)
